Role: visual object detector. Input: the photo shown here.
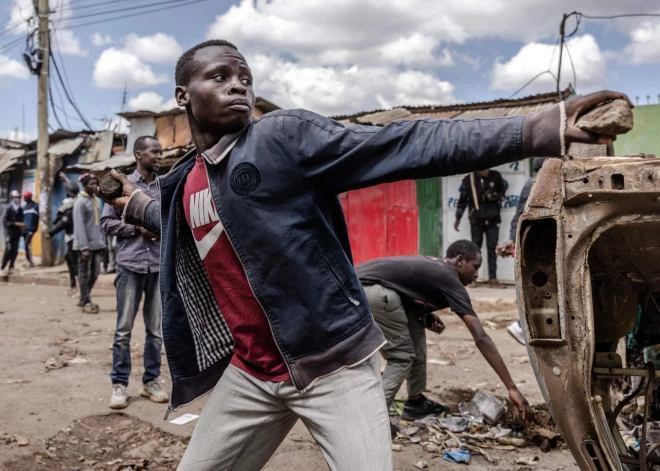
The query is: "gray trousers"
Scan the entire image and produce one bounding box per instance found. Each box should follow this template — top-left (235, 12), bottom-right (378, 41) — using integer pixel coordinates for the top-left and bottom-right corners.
top-left (178, 354), bottom-right (392, 471)
top-left (364, 284), bottom-right (427, 408)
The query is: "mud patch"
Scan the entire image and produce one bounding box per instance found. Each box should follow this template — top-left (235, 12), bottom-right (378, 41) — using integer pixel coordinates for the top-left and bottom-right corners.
top-left (2, 413), bottom-right (188, 471)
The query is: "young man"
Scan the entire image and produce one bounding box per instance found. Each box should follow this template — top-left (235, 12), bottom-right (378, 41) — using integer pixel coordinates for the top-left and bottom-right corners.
top-left (1, 190), bottom-right (24, 276)
top-left (21, 191), bottom-right (39, 268)
top-left (357, 240), bottom-right (531, 432)
top-left (47, 182), bottom-right (79, 296)
top-left (454, 169), bottom-right (506, 286)
top-left (101, 39), bottom-right (628, 470)
top-left (73, 174), bottom-right (105, 314)
top-left (101, 136), bottom-right (168, 410)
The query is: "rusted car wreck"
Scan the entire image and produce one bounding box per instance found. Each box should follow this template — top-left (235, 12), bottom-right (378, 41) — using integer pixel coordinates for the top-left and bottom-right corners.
top-left (517, 153), bottom-right (660, 470)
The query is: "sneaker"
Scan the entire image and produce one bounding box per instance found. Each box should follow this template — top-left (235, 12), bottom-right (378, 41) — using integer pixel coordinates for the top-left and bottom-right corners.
top-left (82, 303), bottom-right (99, 314)
top-left (23, 262), bottom-right (34, 268)
top-left (401, 395), bottom-right (450, 421)
top-left (487, 278), bottom-right (505, 288)
top-left (507, 321), bottom-right (526, 345)
top-left (109, 384), bottom-right (129, 409)
top-left (66, 287), bottom-right (78, 297)
top-left (0, 269), bottom-right (8, 277)
top-left (140, 380), bottom-right (169, 403)
top-left (8, 267), bottom-right (15, 275)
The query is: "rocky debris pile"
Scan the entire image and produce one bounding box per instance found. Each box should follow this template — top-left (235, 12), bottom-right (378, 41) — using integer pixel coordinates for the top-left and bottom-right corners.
top-left (1, 413), bottom-right (188, 471)
top-left (392, 390), bottom-right (565, 466)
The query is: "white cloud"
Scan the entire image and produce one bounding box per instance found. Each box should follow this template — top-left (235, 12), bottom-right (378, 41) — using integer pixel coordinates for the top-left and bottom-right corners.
top-left (625, 21), bottom-right (660, 64)
top-left (93, 48), bottom-right (168, 89)
top-left (248, 54), bottom-right (456, 115)
top-left (0, 54), bottom-right (29, 80)
top-left (53, 30), bottom-right (85, 56)
top-left (491, 35), bottom-right (606, 93)
top-left (91, 33), bottom-right (113, 46)
top-left (128, 92), bottom-right (179, 112)
top-left (123, 33), bottom-right (183, 63)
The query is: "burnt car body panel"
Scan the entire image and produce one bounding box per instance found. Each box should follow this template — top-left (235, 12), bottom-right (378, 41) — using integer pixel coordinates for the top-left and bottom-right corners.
top-left (516, 156), bottom-right (660, 471)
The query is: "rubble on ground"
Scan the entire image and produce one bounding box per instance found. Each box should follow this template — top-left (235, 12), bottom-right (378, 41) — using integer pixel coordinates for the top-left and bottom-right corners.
top-left (1, 413), bottom-right (188, 471)
top-left (392, 390), bottom-right (566, 467)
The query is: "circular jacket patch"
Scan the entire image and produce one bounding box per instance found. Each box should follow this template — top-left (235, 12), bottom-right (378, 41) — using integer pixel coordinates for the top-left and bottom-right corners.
top-left (230, 163), bottom-right (261, 196)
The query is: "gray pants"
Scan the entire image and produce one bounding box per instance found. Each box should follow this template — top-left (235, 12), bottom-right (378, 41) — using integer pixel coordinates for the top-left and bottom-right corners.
top-left (178, 354), bottom-right (392, 471)
top-left (364, 284), bottom-right (427, 408)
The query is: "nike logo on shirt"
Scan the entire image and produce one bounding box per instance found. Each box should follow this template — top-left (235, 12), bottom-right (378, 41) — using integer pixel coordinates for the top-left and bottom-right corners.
top-left (189, 188), bottom-right (223, 261)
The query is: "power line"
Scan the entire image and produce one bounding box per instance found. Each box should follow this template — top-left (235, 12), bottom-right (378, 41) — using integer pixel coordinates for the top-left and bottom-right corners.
top-left (50, 68), bottom-right (72, 128)
top-left (580, 12), bottom-right (660, 20)
top-left (563, 39), bottom-right (577, 91)
top-left (0, 36), bottom-right (25, 55)
top-left (48, 75), bottom-right (66, 130)
top-left (58, 0), bottom-right (205, 22)
top-left (55, 0), bottom-right (212, 31)
top-left (54, 0), bottom-right (154, 13)
top-left (49, 50), bottom-right (94, 130)
top-left (508, 70), bottom-right (558, 99)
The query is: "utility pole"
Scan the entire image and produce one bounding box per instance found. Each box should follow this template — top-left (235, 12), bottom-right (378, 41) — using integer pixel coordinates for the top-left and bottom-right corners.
top-left (34, 0), bottom-right (53, 266)
top-left (556, 13), bottom-right (567, 103)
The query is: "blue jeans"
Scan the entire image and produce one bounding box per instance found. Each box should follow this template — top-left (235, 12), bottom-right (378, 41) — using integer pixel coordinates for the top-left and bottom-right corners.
top-left (110, 267), bottom-right (163, 386)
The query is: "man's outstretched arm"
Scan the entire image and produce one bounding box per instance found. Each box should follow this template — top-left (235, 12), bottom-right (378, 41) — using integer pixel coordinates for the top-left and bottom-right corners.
top-left (461, 312), bottom-right (532, 421)
top-left (282, 91), bottom-right (631, 194)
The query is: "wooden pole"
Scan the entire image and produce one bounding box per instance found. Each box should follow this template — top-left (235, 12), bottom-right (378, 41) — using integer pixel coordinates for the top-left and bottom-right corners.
top-left (35, 0), bottom-right (53, 266)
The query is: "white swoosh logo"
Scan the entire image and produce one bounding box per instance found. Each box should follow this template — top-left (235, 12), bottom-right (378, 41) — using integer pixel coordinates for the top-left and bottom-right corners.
top-left (193, 220), bottom-right (224, 261)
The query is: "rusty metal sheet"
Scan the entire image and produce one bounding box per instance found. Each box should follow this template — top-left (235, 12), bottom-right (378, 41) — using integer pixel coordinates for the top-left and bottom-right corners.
top-left (527, 158), bottom-right (563, 209)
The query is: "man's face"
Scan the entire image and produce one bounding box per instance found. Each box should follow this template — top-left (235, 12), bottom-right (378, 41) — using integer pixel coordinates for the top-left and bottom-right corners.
top-left (456, 253), bottom-right (482, 286)
top-left (11, 195), bottom-right (19, 204)
top-left (177, 46), bottom-right (255, 134)
top-left (137, 139), bottom-right (163, 172)
top-left (85, 178), bottom-right (99, 194)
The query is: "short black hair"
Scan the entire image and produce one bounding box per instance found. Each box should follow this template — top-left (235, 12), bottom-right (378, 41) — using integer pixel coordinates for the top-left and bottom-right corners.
top-left (133, 135), bottom-right (159, 154)
top-left (175, 39), bottom-right (239, 87)
top-left (446, 239), bottom-right (481, 261)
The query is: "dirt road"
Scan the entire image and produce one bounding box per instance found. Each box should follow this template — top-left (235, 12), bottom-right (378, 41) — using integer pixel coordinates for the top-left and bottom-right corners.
top-left (0, 282), bottom-right (579, 470)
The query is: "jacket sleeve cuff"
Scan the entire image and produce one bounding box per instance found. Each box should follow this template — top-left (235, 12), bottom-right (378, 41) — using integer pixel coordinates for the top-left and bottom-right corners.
top-left (122, 190), bottom-right (153, 227)
top-left (522, 103), bottom-right (564, 158)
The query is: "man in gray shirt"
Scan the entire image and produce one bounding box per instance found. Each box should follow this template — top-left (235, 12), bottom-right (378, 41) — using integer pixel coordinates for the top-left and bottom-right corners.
top-left (73, 174), bottom-right (105, 314)
top-left (101, 136), bottom-right (168, 410)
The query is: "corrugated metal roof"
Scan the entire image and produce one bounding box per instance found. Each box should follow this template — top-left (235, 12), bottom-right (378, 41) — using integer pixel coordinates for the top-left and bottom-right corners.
top-left (0, 148), bottom-right (27, 174)
top-left (332, 87), bottom-right (574, 123)
top-left (357, 108), bottom-right (411, 125)
top-left (67, 153), bottom-right (135, 171)
top-left (48, 136), bottom-right (84, 157)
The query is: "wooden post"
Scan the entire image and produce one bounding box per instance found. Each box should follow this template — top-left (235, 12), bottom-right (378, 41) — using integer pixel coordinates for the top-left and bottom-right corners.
top-left (35, 0), bottom-right (53, 266)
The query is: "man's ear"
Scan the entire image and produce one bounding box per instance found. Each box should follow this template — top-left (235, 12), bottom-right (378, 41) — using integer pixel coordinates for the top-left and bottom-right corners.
top-left (175, 86), bottom-right (189, 107)
top-left (456, 254), bottom-right (465, 266)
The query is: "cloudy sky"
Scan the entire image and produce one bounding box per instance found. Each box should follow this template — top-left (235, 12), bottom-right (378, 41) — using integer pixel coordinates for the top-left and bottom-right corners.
top-left (1, 0), bottom-right (660, 141)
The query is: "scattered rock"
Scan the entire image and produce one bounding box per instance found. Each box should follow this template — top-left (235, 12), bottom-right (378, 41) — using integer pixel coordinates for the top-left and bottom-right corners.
top-left (391, 444), bottom-right (402, 452)
top-left (402, 426), bottom-right (420, 437)
top-left (123, 440), bottom-right (159, 460)
top-left (516, 456), bottom-right (540, 465)
top-left (576, 99), bottom-right (633, 136)
top-left (15, 435), bottom-right (29, 446)
top-left (414, 460), bottom-right (429, 469)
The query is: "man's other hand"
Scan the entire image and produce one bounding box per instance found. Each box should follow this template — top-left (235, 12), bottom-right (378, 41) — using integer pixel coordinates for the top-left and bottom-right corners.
top-left (424, 313), bottom-right (446, 334)
top-left (453, 219), bottom-right (460, 232)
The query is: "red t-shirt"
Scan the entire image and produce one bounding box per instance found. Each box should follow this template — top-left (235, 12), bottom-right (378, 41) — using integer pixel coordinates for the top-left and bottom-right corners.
top-left (182, 156), bottom-right (290, 382)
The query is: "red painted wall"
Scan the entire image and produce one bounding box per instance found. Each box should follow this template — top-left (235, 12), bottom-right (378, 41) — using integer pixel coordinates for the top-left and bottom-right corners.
top-left (340, 181), bottom-right (419, 266)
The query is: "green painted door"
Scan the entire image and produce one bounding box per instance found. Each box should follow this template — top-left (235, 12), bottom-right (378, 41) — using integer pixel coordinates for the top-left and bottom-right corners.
top-left (416, 177), bottom-right (442, 256)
